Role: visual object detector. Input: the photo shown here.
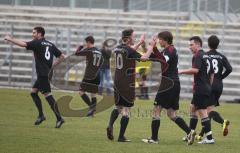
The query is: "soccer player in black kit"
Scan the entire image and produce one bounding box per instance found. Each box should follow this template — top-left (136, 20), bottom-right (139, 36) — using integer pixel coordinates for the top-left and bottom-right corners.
top-left (179, 36), bottom-right (215, 144)
top-left (142, 31), bottom-right (194, 144)
top-left (75, 36), bottom-right (103, 117)
top-left (196, 35), bottom-right (232, 140)
top-left (106, 29), bottom-right (153, 142)
top-left (4, 27), bottom-right (65, 128)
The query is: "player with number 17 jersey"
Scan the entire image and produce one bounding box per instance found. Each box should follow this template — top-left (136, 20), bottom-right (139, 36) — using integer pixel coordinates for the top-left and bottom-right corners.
top-left (75, 46), bottom-right (103, 93)
top-left (75, 46), bottom-right (102, 80)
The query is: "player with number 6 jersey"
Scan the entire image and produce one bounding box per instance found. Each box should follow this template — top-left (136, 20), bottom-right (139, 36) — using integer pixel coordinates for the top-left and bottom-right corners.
top-left (26, 34), bottom-right (63, 77)
top-left (4, 26), bottom-right (65, 128)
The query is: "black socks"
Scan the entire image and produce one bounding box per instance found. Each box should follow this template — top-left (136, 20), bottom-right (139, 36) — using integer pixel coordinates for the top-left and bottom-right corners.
top-left (30, 93), bottom-right (44, 117)
top-left (45, 95), bottom-right (62, 121)
top-left (151, 117), bottom-right (160, 141)
top-left (119, 116), bottom-right (129, 138)
top-left (108, 109), bottom-right (119, 128)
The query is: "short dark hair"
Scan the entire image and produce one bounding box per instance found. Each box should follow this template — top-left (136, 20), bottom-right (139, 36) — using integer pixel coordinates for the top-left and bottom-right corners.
top-left (208, 35), bottom-right (219, 49)
top-left (122, 28), bottom-right (134, 42)
top-left (33, 26), bottom-right (45, 36)
top-left (189, 36), bottom-right (202, 47)
top-left (85, 36), bottom-right (95, 44)
top-left (158, 31), bottom-right (173, 45)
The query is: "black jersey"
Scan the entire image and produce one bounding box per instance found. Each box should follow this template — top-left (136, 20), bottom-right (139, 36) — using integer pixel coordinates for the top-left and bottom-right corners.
top-left (192, 50), bottom-right (213, 95)
top-left (113, 44), bottom-right (141, 102)
top-left (75, 46), bottom-right (103, 80)
top-left (161, 45), bottom-right (179, 81)
top-left (26, 38), bottom-right (62, 77)
top-left (207, 49), bottom-right (232, 90)
top-left (150, 47), bottom-right (169, 74)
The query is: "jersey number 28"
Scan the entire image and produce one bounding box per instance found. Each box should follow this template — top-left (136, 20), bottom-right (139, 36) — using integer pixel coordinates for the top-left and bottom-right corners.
top-left (207, 59), bottom-right (218, 74)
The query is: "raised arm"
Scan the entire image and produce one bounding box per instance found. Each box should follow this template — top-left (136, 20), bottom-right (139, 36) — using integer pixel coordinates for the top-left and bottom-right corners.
top-left (132, 34), bottom-right (145, 51)
top-left (140, 36), bottom-right (157, 61)
top-left (75, 45), bottom-right (89, 56)
top-left (4, 35), bottom-right (27, 47)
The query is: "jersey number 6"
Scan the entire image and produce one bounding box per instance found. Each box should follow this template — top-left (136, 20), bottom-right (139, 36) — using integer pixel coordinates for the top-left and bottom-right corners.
top-left (45, 46), bottom-right (50, 60)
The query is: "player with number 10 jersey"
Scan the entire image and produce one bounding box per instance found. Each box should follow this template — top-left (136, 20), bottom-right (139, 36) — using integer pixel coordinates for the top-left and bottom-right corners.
top-left (113, 43), bottom-right (141, 107)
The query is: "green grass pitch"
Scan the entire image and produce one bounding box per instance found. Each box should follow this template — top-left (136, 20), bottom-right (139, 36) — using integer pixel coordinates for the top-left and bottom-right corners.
top-left (0, 88), bottom-right (239, 153)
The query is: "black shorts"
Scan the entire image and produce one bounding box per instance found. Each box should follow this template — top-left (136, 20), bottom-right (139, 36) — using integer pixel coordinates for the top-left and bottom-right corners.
top-left (191, 94), bottom-right (210, 110)
top-left (33, 76), bottom-right (51, 94)
top-left (114, 90), bottom-right (134, 108)
top-left (154, 81), bottom-right (180, 110)
top-left (208, 89), bottom-right (222, 107)
top-left (80, 75), bottom-right (100, 93)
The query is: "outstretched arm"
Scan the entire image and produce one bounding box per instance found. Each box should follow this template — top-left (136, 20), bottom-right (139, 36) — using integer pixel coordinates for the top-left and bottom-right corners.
top-left (4, 35), bottom-right (27, 47)
top-left (178, 68), bottom-right (199, 75)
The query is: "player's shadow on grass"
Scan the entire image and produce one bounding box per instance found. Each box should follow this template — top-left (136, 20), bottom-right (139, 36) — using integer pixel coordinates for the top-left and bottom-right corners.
top-left (57, 94), bottom-right (114, 117)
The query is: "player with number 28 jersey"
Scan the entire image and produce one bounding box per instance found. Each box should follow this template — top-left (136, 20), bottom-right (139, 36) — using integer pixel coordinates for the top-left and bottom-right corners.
top-left (207, 48), bottom-right (232, 106)
top-left (196, 35), bottom-right (233, 140)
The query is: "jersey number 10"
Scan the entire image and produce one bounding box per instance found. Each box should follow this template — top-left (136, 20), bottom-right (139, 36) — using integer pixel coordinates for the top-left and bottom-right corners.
top-left (116, 53), bottom-right (123, 69)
